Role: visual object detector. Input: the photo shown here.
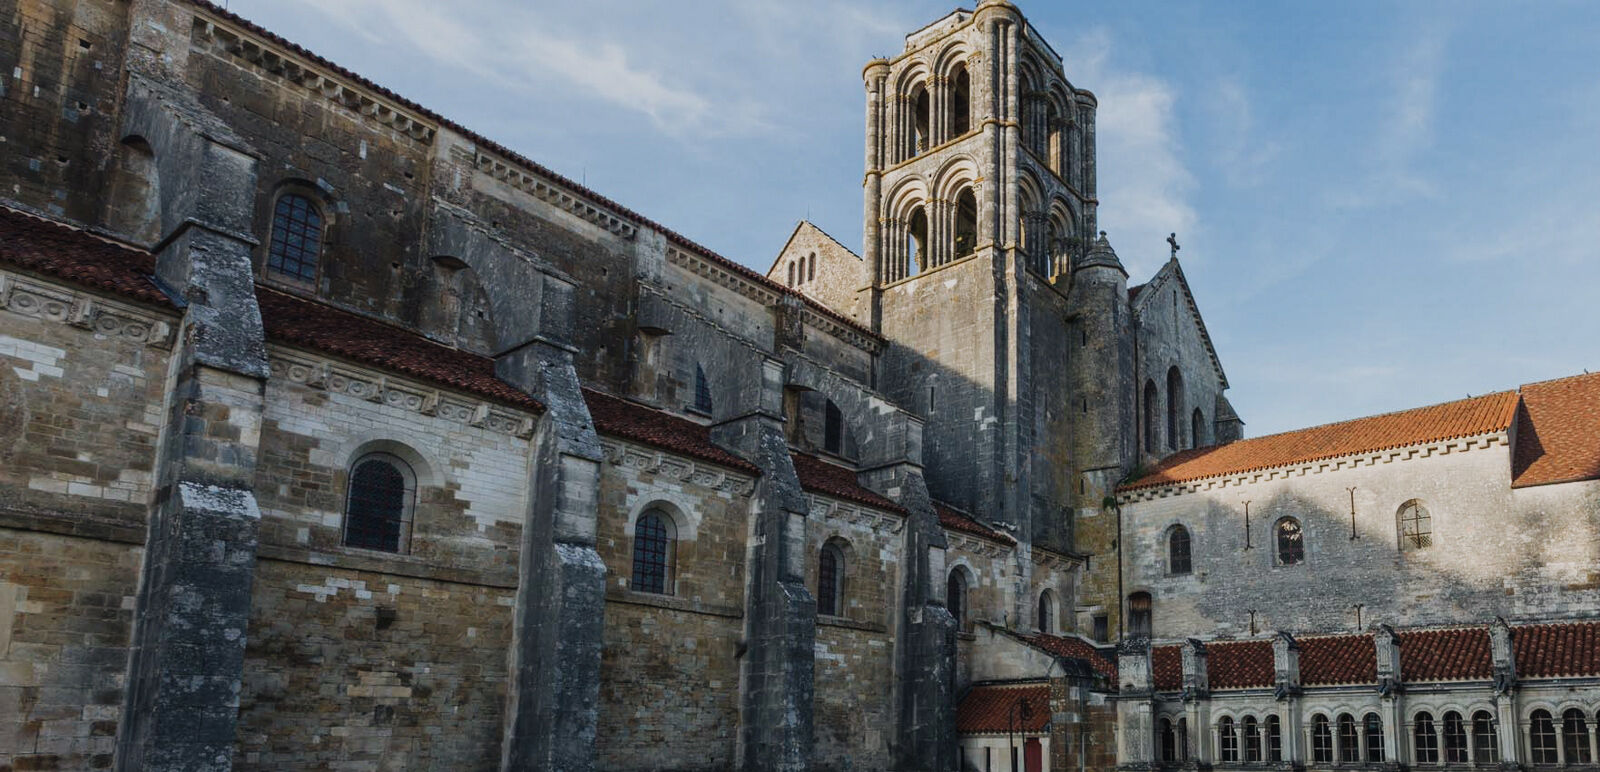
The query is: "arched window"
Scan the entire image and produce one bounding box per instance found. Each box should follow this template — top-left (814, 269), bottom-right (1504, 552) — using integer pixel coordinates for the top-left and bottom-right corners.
top-left (1276, 517), bottom-right (1304, 566)
top-left (1177, 717), bottom-right (1189, 762)
top-left (1563, 708), bottom-right (1592, 764)
top-left (907, 207), bottom-right (929, 275)
top-left (1128, 591), bottom-right (1152, 638)
top-left (823, 400), bottom-right (844, 455)
top-left (1265, 715), bottom-right (1282, 762)
top-left (1398, 499), bottom-right (1433, 551)
top-left (1443, 710), bottom-right (1469, 763)
top-left (1471, 711), bottom-right (1499, 763)
top-left (787, 261), bottom-right (795, 287)
top-left (1242, 715), bottom-right (1261, 762)
top-left (947, 569), bottom-right (968, 630)
top-left (631, 509), bottom-right (676, 595)
top-left (1143, 380), bottom-right (1160, 454)
top-left (1159, 717), bottom-right (1176, 762)
top-left (1166, 366), bottom-right (1183, 450)
top-left (817, 542), bottom-right (845, 616)
top-left (1218, 717), bottom-right (1238, 763)
top-left (343, 453), bottom-right (415, 552)
top-left (1414, 711), bottom-right (1440, 765)
top-left (1530, 710), bottom-right (1557, 765)
top-left (1311, 715), bottom-right (1334, 764)
top-left (1168, 525), bottom-right (1192, 575)
top-left (693, 363), bottom-right (713, 414)
top-left (267, 192), bottom-right (324, 282)
top-left (1338, 713), bottom-right (1359, 763)
top-left (808, 252), bottom-right (816, 282)
top-left (1364, 712), bottom-right (1386, 762)
top-left (951, 64), bottom-right (971, 136)
top-left (1191, 408), bottom-right (1205, 449)
top-left (1037, 589), bottom-right (1054, 634)
top-left (912, 85), bottom-right (931, 155)
top-left (953, 188), bottom-right (978, 258)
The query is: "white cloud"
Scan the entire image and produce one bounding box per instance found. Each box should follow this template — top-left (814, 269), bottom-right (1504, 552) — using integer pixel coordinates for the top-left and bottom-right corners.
top-left (1210, 78), bottom-right (1280, 188)
top-left (1060, 29), bottom-right (1196, 278)
top-left (1328, 26), bottom-right (1451, 208)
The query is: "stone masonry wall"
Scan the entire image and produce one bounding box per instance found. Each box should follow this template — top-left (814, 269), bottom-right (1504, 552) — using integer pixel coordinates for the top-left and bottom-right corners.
top-left (0, 530), bottom-right (141, 772)
top-left (1122, 438), bottom-right (1600, 640)
top-left (593, 438), bottom-right (753, 771)
top-left (0, 273), bottom-right (173, 536)
top-left (233, 559), bottom-right (513, 771)
top-left (807, 494), bottom-right (904, 770)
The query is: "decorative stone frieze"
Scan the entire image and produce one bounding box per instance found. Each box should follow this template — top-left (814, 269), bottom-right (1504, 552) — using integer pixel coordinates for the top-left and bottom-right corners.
top-left (0, 270), bottom-right (174, 348)
top-left (268, 350), bottom-right (536, 438)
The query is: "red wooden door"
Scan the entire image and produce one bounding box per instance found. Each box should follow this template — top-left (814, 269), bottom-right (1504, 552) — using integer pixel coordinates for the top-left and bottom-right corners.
top-left (1025, 738), bottom-right (1043, 772)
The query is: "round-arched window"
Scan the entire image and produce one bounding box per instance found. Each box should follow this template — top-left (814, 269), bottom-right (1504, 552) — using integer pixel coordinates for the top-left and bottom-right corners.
top-left (631, 510), bottom-right (676, 595)
top-left (267, 192), bottom-right (324, 282)
top-left (1168, 525), bottom-right (1192, 575)
top-left (1275, 517), bottom-right (1304, 566)
top-left (1397, 499), bottom-right (1433, 551)
top-left (947, 569), bottom-right (968, 629)
top-left (343, 453), bottom-right (415, 553)
top-left (818, 542), bottom-right (845, 617)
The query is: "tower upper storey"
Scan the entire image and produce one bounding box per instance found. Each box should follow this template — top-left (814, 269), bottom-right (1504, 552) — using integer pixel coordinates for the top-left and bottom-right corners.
top-left (859, 1), bottom-right (1099, 295)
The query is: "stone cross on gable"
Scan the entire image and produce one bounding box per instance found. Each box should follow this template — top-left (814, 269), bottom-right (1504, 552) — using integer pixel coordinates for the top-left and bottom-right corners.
top-left (1167, 232), bottom-right (1180, 259)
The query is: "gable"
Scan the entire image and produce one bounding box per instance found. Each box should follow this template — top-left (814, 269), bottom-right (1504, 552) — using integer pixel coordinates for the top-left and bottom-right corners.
top-left (1130, 258), bottom-right (1228, 389)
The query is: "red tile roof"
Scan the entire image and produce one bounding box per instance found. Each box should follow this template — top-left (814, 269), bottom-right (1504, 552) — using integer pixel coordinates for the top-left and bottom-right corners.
top-left (1401, 627), bottom-right (1492, 682)
top-left (1122, 391), bottom-right (1519, 491)
top-left (789, 452), bottom-right (905, 513)
top-left (258, 287), bottom-right (543, 412)
top-left (1300, 634), bottom-right (1375, 686)
top-left (934, 501), bottom-right (1015, 544)
top-left (1513, 621), bottom-right (1600, 679)
top-left (580, 389), bottom-right (758, 474)
top-left (1512, 372), bottom-right (1600, 488)
top-left (1015, 633), bottom-right (1117, 681)
top-left (0, 206), bottom-right (171, 306)
top-left (1207, 640), bottom-right (1275, 689)
top-left (956, 683), bottom-right (1051, 734)
top-left (1152, 645), bottom-right (1182, 691)
top-left (184, 0), bottom-right (883, 347)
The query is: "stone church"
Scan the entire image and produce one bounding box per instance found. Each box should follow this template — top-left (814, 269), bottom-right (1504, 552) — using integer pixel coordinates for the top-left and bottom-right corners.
top-left (0, 0), bottom-right (1595, 770)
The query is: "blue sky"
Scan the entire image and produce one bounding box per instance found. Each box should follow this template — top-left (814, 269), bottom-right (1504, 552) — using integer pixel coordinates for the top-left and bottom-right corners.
top-left (224, 0), bottom-right (1600, 436)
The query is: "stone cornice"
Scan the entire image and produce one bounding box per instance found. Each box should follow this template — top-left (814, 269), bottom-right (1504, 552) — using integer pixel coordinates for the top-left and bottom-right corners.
top-left (0, 269), bottom-right (176, 349)
top-left (599, 437), bottom-right (759, 497)
top-left (267, 348), bottom-right (537, 438)
top-left (810, 493), bottom-right (907, 536)
top-left (1117, 432), bottom-right (1509, 503)
top-left (191, 12), bottom-right (438, 144)
top-left (947, 530), bottom-right (1013, 559)
top-left (469, 149), bottom-right (638, 240)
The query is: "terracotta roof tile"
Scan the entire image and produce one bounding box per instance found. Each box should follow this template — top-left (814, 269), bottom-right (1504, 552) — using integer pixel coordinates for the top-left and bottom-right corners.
top-left (0, 206), bottom-right (171, 306)
top-left (789, 453), bottom-right (904, 513)
top-left (184, 0), bottom-right (882, 346)
top-left (1015, 633), bottom-right (1117, 681)
top-left (1207, 640), bottom-right (1275, 689)
top-left (257, 287), bottom-right (543, 412)
top-left (1512, 372), bottom-right (1600, 488)
top-left (1400, 627), bottom-right (1492, 682)
top-left (956, 683), bottom-right (1050, 734)
top-left (1299, 634), bottom-right (1375, 686)
top-left (1152, 645), bottom-right (1182, 691)
top-left (1122, 391), bottom-right (1518, 491)
top-left (933, 501), bottom-right (1015, 544)
top-left (1513, 620), bottom-right (1600, 679)
top-left (581, 389), bottom-right (758, 474)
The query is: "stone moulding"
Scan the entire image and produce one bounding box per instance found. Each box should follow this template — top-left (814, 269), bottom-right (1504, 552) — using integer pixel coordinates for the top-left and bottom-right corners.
top-left (0, 270), bottom-right (175, 348)
top-left (810, 493), bottom-right (907, 535)
top-left (599, 437), bottom-right (758, 497)
top-left (472, 152), bottom-right (638, 240)
top-left (268, 349), bottom-right (537, 438)
top-left (192, 14), bottom-right (438, 144)
top-left (947, 531), bottom-right (1011, 559)
top-left (1116, 432), bottom-right (1509, 503)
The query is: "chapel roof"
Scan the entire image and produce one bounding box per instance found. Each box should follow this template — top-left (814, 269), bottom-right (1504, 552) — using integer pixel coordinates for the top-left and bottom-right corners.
top-left (1121, 390), bottom-right (1521, 491)
top-left (1510, 371), bottom-right (1600, 488)
top-left (955, 682), bottom-right (1051, 734)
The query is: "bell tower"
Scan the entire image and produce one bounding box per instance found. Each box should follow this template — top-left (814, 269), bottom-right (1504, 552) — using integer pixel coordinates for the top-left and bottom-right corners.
top-left (859, 0), bottom-right (1103, 557)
